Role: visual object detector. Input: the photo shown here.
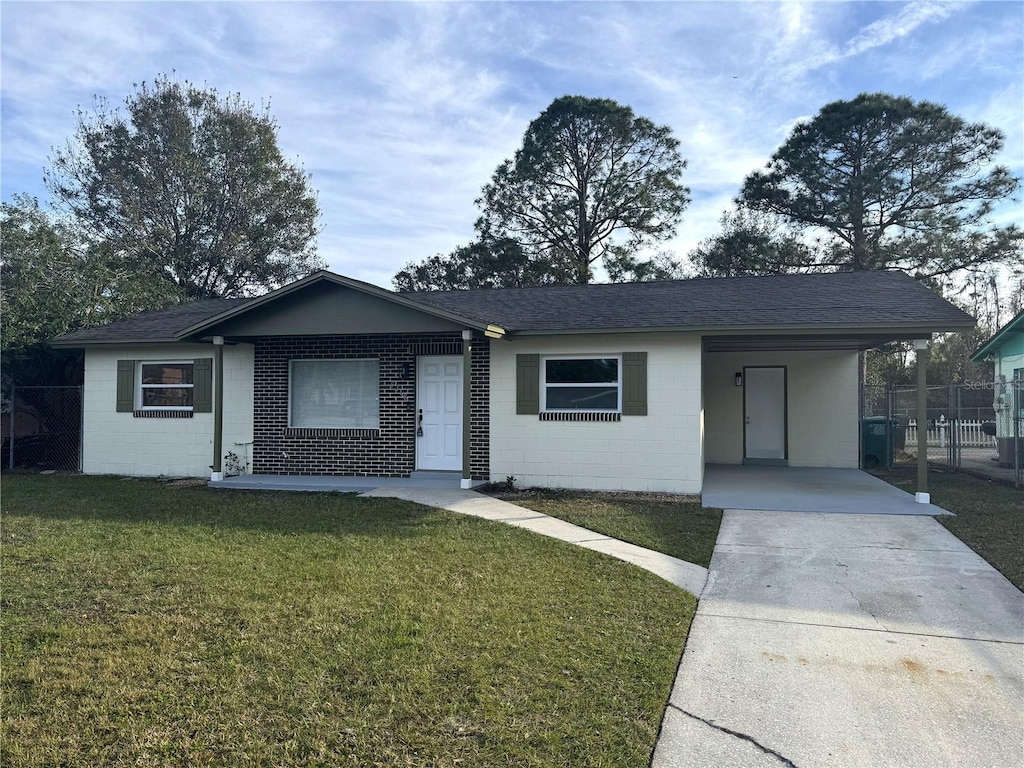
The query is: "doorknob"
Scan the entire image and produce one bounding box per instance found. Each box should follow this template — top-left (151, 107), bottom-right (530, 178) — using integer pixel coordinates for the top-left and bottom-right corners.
top-left (417, 408), bottom-right (424, 437)
top-left (745, 416), bottom-right (751, 424)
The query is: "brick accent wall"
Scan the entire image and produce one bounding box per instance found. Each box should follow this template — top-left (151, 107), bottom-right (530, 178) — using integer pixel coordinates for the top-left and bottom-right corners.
top-left (252, 334), bottom-right (489, 478)
top-left (469, 338), bottom-right (490, 480)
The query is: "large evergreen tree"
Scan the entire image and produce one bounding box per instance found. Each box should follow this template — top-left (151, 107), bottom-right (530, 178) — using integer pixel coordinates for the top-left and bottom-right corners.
top-left (397, 95), bottom-right (689, 289)
top-left (478, 95), bottom-right (689, 284)
top-left (735, 92), bottom-right (1020, 279)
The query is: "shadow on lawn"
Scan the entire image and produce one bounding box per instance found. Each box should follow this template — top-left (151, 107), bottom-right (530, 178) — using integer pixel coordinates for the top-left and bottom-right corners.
top-left (3, 475), bottom-right (444, 539)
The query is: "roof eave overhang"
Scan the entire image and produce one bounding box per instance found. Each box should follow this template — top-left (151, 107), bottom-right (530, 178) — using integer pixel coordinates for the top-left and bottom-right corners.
top-left (504, 321), bottom-right (976, 338)
top-left (176, 271), bottom-right (498, 340)
top-left (50, 336), bottom-right (182, 348)
top-left (970, 313), bottom-right (1024, 362)
top-left (971, 344), bottom-right (995, 363)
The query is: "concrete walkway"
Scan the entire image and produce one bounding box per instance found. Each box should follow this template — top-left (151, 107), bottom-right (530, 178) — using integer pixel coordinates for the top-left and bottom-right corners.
top-left (653, 510), bottom-right (1024, 767)
top-left (360, 487), bottom-right (709, 595)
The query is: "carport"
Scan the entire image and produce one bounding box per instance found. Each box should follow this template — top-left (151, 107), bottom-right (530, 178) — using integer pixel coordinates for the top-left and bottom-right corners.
top-left (700, 311), bottom-right (973, 504)
top-left (702, 464), bottom-right (951, 515)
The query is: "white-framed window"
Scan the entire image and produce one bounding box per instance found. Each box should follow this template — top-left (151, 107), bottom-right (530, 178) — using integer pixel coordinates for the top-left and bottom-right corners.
top-left (289, 359), bottom-right (380, 429)
top-left (139, 361), bottom-right (194, 410)
top-left (542, 356), bottom-right (621, 412)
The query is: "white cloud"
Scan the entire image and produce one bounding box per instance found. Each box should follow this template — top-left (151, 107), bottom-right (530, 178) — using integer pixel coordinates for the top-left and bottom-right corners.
top-left (2, 0), bottom-right (1021, 287)
top-left (844, 0), bottom-right (967, 57)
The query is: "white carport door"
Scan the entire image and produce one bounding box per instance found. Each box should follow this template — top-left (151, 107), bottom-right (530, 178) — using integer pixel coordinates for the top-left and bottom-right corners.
top-left (744, 366), bottom-right (787, 462)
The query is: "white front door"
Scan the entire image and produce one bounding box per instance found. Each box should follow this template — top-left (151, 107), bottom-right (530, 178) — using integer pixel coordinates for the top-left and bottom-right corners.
top-left (416, 356), bottom-right (463, 471)
top-left (744, 366), bottom-right (787, 462)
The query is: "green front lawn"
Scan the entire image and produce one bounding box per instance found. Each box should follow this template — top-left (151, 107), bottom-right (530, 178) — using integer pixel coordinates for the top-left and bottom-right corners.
top-left (872, 468), bottom-right (1023, 591)
top-left (495, 490), bottom-right (722, 567)
top-left (2, 476), bottom-right (695, 767)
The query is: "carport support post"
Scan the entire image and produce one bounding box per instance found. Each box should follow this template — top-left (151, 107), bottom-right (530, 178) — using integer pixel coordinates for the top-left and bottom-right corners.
top-left (914, 338), bottom-right (930, 504)
top-left (461, 330), bottom-right (473, 490)
top-left (211, 336), bottom-right (225, 482)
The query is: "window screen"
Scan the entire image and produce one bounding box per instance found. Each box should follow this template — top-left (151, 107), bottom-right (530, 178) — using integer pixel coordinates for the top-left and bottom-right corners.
top-left (290, 359), bottom-right (380, 428)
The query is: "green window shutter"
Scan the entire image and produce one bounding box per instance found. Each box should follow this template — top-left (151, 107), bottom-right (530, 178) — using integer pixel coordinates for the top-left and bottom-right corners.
top-left (193, 358), bottom-right (213, 413)
top-left (516, 354), bottom-right (540, 414)
top-left (622, 352), bottom-right (647, 416)
top-left (116, 360), bottom-right (135, 412)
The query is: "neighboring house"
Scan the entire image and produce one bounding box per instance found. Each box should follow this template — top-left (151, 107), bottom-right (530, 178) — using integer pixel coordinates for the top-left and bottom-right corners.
top-left (971, 308), bottom-right (1024, 467)
top-left (53, 270), bottom-right (973, 493)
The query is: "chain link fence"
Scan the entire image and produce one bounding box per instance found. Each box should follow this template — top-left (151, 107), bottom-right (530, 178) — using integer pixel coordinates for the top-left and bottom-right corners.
top-left (861, 379), bottom-right (1021, 488)
top-left (3, 386), bottom-right (83, 472)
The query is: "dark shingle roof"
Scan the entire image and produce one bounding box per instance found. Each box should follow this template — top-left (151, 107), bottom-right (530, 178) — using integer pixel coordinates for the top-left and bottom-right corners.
top-left (52, 298), bottom-right (250, 345)
top-left (411, 271), bottom-right (974, 332)
top-left (52, 271), bottom-right (973, 346)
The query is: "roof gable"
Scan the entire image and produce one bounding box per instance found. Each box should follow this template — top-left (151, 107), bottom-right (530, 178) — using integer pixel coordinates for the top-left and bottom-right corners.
top-left (53, 272), bottom-right (496, 347)
top-left (179, 272), bottom-right (494, 339)
top-left (186, 278), bottom-right (468, 338)
top-left (971, 309), bottom-right (1024, 362)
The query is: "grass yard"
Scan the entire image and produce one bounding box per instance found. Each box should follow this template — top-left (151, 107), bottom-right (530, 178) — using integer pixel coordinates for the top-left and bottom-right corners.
top-left (494, 490), bottom-right (722, 568)
top-left (1, 475), bottom-right (696, 768)
top-left (871, 468), bottom-right (1023, 591)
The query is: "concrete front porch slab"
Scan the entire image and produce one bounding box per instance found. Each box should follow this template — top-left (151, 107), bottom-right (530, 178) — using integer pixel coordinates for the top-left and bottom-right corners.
top-left (209, 471), bottom-right (487, 493)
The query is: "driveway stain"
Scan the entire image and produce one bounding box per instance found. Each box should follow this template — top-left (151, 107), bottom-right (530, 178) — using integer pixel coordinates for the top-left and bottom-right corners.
top-left (756, 651), bottom-right (1001, 686)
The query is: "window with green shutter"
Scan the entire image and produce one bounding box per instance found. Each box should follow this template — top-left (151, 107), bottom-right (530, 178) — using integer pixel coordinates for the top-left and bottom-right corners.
top-left (516, 352), bottom-right (648, 417)
top-left (119, 358), bottom-right (210, 415)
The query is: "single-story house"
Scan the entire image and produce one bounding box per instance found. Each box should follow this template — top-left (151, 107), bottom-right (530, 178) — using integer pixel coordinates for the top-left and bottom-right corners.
top-left (52, 270), bottom-right (973, 494)
top-left (971, 308), bottom-right (1024, 467)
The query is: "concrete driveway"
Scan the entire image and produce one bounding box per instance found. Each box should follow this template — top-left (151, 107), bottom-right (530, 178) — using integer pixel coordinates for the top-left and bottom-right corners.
top-left (653, 510), bottom-right (1024, 767)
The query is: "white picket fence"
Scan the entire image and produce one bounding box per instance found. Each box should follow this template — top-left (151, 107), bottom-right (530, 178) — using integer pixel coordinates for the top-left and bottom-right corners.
top-left (903, 418), bottom-right (996, 449)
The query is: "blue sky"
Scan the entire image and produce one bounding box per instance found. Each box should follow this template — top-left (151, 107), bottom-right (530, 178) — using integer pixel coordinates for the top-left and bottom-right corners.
top-left (2, 1), bottom-right (1022, 288)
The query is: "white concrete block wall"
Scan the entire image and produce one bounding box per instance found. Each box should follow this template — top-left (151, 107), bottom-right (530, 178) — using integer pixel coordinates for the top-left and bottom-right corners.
top-left (703, 349), bottom-right (860, 467)
top-left (489, 333), bottom-right (703, 493)
top-left (82, 344), bottom-right (254, 477)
